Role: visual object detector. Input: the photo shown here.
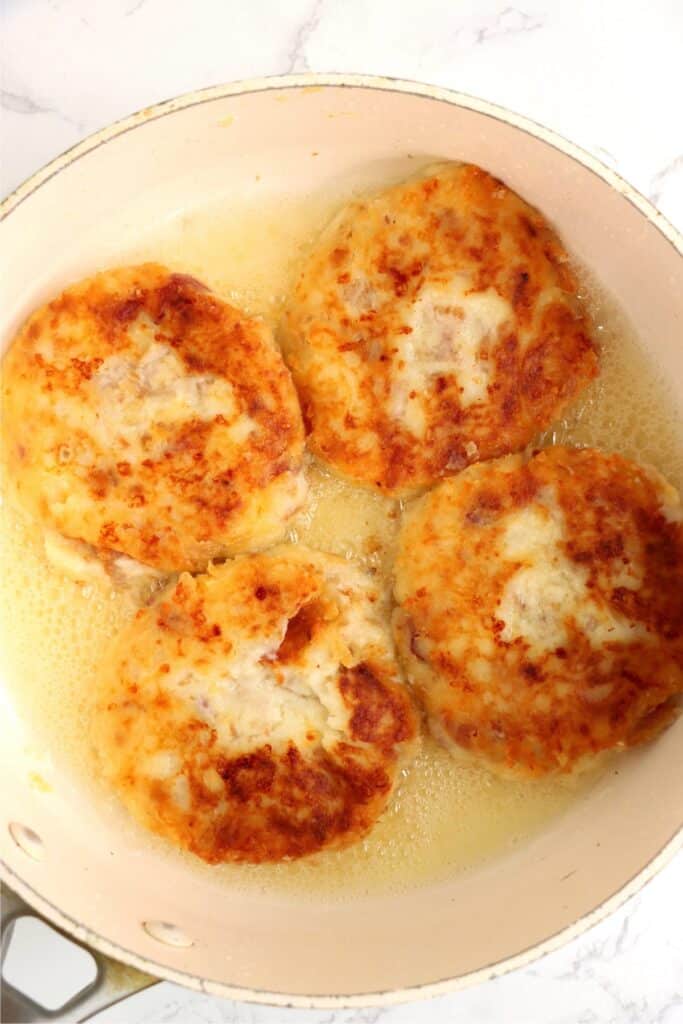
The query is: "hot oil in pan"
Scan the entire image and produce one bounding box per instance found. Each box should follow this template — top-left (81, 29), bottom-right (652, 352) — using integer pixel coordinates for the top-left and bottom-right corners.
top-left (1, 181), bottom-right (682, 899)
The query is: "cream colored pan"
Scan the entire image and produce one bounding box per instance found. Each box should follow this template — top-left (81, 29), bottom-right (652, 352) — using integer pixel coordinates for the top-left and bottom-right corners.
top-left (0, 74), bottom-right (681, 1019)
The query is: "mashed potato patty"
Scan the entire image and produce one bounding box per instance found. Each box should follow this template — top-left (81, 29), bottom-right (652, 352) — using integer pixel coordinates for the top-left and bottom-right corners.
top-left (393, 447), bottom-right (683, 776)
top-left (2, 264), bottom-right (306, 572)
top-left (94, 545), bottom-right (419, 863)
top-left (284, 163), bottom-right (598, 495)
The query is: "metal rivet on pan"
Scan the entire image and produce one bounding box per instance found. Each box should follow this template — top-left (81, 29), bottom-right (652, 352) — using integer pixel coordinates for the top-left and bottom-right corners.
top-left (142, 920), bottom-right (194, 948)
top-left (8, 823), bottom-right (44, 861)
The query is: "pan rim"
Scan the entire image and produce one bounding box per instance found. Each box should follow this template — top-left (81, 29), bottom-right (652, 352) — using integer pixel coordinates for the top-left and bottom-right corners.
top-left (1, 70), bottom-right (681, 1009)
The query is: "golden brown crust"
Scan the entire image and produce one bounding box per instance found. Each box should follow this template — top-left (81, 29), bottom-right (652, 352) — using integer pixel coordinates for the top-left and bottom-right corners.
top-left (284, 163), bottom-right (598, 495)
top-left (95, 545), bottom-right (419, 863)
top-left (393, 447), bottom-right (683, 776)
top-left (2, 265), bottom-right (306, 571)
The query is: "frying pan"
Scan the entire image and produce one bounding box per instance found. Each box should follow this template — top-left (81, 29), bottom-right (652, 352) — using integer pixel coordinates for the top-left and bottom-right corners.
top-left (1, 74), bottom-right (682, 1020)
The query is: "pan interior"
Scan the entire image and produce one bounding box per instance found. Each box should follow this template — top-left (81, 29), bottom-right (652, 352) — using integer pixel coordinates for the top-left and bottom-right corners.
top-left (0, 80), bottom-right (681, 1001)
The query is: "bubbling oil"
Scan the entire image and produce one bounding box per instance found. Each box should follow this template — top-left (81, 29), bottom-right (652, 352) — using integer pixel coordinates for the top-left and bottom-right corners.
top-left (1, 182), bottom-right (682, 900)
top-left (536, 278), bottom-right (683, 488)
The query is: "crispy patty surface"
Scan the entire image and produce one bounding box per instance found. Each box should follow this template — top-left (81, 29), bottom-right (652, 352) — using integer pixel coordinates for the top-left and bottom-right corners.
top-left (283, 163), bottom-right (598, 495)
top-left (393, 447), bottom-right (683, 776)
top-left (2, 264), bottom-right (306, 571)
top-left (94, 545), bottom-right (419, 863)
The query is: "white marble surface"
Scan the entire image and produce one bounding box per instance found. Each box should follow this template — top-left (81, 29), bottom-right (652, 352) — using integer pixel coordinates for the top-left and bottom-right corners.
top-left (1, 1), bottom-right (681, 1022)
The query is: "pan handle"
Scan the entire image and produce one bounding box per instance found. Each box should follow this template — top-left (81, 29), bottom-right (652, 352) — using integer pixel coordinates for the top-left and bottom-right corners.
top-left (1, 887), bottom-right (158, 1023)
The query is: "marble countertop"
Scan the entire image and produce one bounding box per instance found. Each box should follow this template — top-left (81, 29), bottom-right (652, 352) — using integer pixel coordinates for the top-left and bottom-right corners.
top-left (1, 1), bottom-right (681, 1022)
